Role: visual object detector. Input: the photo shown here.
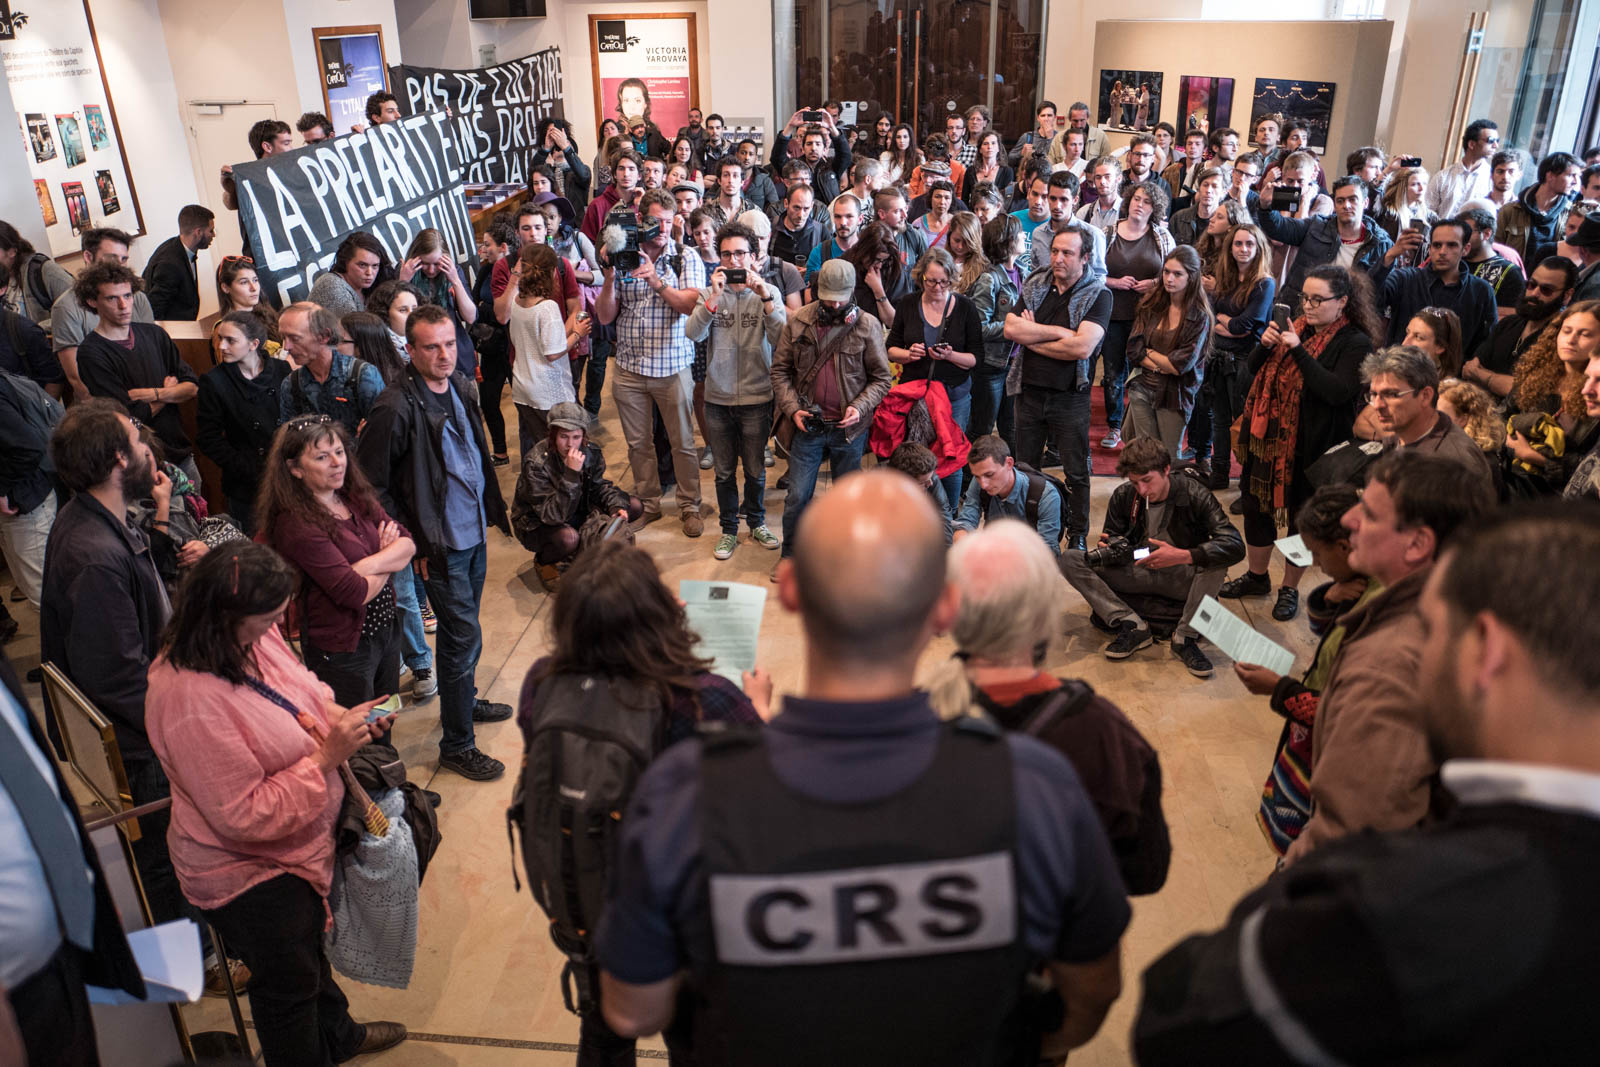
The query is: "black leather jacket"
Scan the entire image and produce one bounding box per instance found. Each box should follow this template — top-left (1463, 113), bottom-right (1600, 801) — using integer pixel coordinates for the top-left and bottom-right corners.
top-left (1101, 467), bottom-right (1245, 569)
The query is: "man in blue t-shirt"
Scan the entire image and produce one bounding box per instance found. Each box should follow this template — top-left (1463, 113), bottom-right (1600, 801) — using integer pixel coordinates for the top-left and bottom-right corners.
top-left (803, 192), bottom-right (863, 289)
top-left (595, 470), bottom-right (1129, 1061)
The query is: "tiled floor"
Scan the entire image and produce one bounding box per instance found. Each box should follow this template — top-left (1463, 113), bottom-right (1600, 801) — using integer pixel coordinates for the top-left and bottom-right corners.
top-left (16, 389), bottom-right (1321, 1066)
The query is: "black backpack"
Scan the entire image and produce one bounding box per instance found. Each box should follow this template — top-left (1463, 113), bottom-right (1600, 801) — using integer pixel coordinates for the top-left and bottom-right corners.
top-left (978, 461), bottom-right (1071, 542)
top-left (0, 356), bottom-right (64, 472)
top-left (23, 253), bottom-right (51, 316)
top-left (506, 672), bottom-right (667, 1012)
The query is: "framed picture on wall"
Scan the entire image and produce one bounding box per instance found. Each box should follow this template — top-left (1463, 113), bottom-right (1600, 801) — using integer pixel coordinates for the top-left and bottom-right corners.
top-left (1097, 69), bottom-right (1162, 133)
top-left (1177, 76), bottom-right (1233, 136)
top-left (1251, 78), bottom-right (1336, 153)
top-left (312, 25), bottom-right (389, 134)
top-left (590, 13), bottom-right (699, 142)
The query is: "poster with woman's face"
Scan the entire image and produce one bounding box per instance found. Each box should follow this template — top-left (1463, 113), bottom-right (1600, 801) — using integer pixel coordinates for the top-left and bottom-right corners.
top-left (593, 16), bottom-right (695, 137)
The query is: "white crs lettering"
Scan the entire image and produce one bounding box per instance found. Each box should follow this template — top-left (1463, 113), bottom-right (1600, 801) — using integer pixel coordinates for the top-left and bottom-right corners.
top-left (709, 852), bottom-right (1016, 966)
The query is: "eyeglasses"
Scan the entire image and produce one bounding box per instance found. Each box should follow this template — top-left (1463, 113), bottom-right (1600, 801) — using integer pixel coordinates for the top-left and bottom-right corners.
top-left (335, 335), bottom-right (355, 345)
top-left (718, 248), bottom-right (752, 259)
top-left (286, 413), bottom-right (334, 429)
top-left (1301, 294), bottom-right (1338, 308)
top-left (923, 278), bottom-right (952, 289)
top-left (1365, 388), bottom-right (1418, 404)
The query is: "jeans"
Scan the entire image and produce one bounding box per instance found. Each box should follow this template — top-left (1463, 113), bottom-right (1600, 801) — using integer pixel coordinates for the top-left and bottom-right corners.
top-left (583, 331), bottom-right (612, 416)
top-left (1059, 549), bottom-right (1229, 642)
top-left (423, 541), bottom-right (488, 755)
top-left (392, 567), bottom-right (433, 672)
top-left (780, 423), bottom-right (868, 558)
top-left (124, 755), bottom-right (211, 953)
top-left (0, 490), bottom-right (54, 606)
top-left (968, 370), bottom-right (1013, 446)
top-left (1096, 319), bottom-right (1134, 430)
top-left (938, 381), bottom-right (973, 517)
top-left (301, 617), bottom-right (401, 709)
top-left (202, 874), bottom-right (365, 1067)
top-left (1123, 380), bottom-right (1189, 459)
top-left (611, 365), bottom-right (702, 514)
top-left (1207, 354), bottom-right (1252, 476)
top-left (1014, 383), bottom-right (1092, 537)
top-left (704, 400), bottom-right (773, 534)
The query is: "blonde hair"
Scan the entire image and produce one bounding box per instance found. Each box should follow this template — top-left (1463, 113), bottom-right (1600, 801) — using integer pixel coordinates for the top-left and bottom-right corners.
top-left (945, 212), bottom-right (989, 293)
top-left (1439, 379), bottom-right (1506, 452)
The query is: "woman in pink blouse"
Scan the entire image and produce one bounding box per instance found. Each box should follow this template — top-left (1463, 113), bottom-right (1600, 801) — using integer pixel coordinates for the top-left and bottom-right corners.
top-left (146, 544), bottom-right (406, 1065)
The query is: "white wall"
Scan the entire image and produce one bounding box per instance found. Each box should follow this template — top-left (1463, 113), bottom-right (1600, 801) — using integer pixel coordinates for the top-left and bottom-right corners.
top-left (89, 0), bottom-right (204, 274)
top-left (279, 0), bottom-right (407, 116)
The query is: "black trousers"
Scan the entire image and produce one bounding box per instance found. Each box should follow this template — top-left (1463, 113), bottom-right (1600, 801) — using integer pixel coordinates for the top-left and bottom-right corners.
top-left (202, 874), bottom-right (365, 1067)
top-left (576, 969), bottom-right (696, 1067)
top-left (302, 619), bottom-right (401, 709)
top-left (11, 943), bottom-right (98, 1067)
top-left (480, 355), bottom-right (512, 455)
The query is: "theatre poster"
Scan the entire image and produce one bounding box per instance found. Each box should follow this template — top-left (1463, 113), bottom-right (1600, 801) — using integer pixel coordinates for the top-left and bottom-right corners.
top-left (589, 13), bottom-right (698, 140)
top-left (1, 0), bottom-right (143, 255)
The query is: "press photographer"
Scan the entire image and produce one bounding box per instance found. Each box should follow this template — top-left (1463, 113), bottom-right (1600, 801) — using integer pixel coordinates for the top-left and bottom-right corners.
top-left (1059, 438), bottom-right (1244, 677)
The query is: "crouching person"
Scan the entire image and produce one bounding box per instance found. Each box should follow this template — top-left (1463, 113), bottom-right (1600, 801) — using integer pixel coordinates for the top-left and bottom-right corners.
top-left (1060, 437), bottom-right (1244, 677)
top-left (511, 402), bottom-right (641, 584)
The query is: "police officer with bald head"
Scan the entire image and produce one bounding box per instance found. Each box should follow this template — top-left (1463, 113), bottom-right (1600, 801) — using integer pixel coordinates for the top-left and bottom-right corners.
top-left (594, 469), bottom-right (1130, 1065)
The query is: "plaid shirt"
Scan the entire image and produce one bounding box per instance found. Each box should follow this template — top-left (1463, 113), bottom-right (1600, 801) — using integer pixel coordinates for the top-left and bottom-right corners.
top-left (955, 138), bottom-right (979, 169)
top-left (612, 239), bottom-right (707, 378)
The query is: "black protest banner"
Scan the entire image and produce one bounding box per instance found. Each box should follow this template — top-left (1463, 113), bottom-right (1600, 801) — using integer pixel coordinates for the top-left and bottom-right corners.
top-left (234, 113), bottom-right (477, 307)
top-left (390, 48), bottom-right (564, 185)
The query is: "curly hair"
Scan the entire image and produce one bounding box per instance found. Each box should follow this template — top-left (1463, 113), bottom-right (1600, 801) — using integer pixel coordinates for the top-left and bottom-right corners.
top-left (256, 417), bottom-right (387, 541)
top-left (1439, 379), bottom-right (1506, 452)
top-left (1511, 308), bottom-right (1585, 415)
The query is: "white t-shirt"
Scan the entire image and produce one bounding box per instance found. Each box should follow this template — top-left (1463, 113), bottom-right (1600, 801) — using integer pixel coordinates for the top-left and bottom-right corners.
top-left (508, 298), bottom-right (572, 410)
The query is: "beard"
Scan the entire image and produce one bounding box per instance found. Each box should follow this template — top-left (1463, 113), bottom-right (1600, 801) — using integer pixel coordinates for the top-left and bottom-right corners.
top-left (123, 450), bottom-right (158, 501)
top-left (1515, 293), bottom-right (1561, 320)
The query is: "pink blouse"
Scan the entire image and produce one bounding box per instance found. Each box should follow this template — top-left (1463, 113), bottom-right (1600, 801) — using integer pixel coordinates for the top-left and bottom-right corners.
top-left (146, 627), bottom-right (344, 910)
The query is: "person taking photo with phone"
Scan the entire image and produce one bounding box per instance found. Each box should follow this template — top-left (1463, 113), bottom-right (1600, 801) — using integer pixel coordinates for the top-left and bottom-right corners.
top-left (1257, 174), bottom-right (1393, 313)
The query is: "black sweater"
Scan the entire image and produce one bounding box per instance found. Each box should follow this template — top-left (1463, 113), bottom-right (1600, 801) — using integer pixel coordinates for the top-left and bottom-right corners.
top-left (885, 291), bottom-right (987, 391)
top-left (1247, 323), bottom-right (1373, 469)
top-left (196, 358), bottom-right (291, 502)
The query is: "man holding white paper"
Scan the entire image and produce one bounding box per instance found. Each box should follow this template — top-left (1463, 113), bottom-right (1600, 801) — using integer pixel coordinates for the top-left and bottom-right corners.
top-left (1059, 438), bottom-right (1244, 677)
top-left (1281, 451), bottom-right (1493, 864)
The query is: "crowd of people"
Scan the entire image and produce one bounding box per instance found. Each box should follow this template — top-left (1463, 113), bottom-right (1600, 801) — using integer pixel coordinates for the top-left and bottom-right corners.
top-left (5, 86), bottom-right (1600, 1067)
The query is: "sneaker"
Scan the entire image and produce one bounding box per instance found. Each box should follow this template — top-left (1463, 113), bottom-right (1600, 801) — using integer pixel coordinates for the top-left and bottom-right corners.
top-left (1173, 637), bottom-right (1215, 677)
top-left (1219, 571), bottom-right (1271, 599)
top-left (750, 525), bottom-right (781, 550)
top-left (682, 512), bottom-right (705, 538)
top-left (699, 446), bottom-right (714, 470)
top-left (419, 602), bottom-right (437, 634)
top-left (713, 533), bottom-right (737, 560)
top-left (204, 959), bottom-right (251, 997)
top-left (472, 698), bottom-right (513, 722)
top-left (411, 668), bottom-right (438, 701)
top-left (1208, 468), bottom-right (1231, 491)
top-left (586, 409), bottom-right (600, 426)
top-left (491, 453), bottom-right (510, 467)
top-left (1103, 622), bottom-right (1153, 660)
top-left (1192, 458), bottom-right (1213, 482)
top-left (764, 445), bottom-right (776, 468)
top-left (1272, 587), bottom-right (1301, 621)
top-left (1100, 428), bottom-right (1123, 449)
top-left (438, 747), bottom-right (505, 781)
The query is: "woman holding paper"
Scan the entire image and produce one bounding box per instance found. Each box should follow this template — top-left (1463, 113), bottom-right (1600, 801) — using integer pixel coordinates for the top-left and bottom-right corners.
top-left (1221, 264), bottom-right (1379, 622)
top-left (145, 544), bottom-right (406, 1066)
top-left (516, 537), bottom-right (768, 1060)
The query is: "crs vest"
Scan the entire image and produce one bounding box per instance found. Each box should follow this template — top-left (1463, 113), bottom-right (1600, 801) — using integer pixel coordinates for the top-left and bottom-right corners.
top-left (690, 718), bottom-right (1033, 1066)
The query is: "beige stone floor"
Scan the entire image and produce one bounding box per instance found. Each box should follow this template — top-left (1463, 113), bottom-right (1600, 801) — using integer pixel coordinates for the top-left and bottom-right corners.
top-left (14, 388), bottom-right (1321, 1066)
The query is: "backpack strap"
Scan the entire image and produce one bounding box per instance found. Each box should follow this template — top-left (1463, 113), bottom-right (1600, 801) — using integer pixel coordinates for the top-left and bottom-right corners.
top-left (1021, 680), bottom-right (1094, 738)
top-left (1013, 463), bottom-right (1047, 527)
top-left (25, 254), bottom-right (50, 315)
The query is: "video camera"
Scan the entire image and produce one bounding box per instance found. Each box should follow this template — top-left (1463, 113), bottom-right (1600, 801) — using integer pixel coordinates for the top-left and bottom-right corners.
top-left (602, 209), bottom-right (662, 272)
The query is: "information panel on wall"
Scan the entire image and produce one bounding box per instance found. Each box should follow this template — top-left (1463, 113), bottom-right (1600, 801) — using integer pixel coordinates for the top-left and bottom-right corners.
top-left (389, 48), bottom-right (564, 185)
top-left (2, 0), bottom-right (143, 256)
top-left (233, 113), bottom-right (476, 307)
top-left (314, 25), bottom-right (389, 135)
top-left (589, 14), bottom-right (697, 139)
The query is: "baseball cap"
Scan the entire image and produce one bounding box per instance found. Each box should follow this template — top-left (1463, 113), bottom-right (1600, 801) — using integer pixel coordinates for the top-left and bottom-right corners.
top-left (815, 259), bottom-right (856, 302)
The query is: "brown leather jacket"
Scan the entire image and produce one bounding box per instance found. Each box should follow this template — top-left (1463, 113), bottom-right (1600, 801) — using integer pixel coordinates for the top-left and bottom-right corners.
top-left (770, 302), bottom-right (893, 445)
top-left (1284, 568), bottom-right (1436, 865)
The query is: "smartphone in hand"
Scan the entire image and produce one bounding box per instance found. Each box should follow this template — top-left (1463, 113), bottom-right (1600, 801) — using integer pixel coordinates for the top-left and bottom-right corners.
top-left (1271, 303), bottom-right (1292, 330)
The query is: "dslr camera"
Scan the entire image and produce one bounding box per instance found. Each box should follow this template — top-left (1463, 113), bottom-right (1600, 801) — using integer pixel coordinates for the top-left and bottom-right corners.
top-left (1268, 182), bottom-right (1301, 212)
top-left (800, 402), bottom-right (838, 435)
top-left (1083, 536), bottom-right (1135, 569)
top-left (603, 209), bottom-right (661, 272)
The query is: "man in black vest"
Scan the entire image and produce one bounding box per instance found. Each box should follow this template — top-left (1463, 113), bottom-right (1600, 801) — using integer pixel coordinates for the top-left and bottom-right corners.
top-left (1136, 504), bottom-right (1600, 1063)
top-left (595, 469), bottom-right (1129, 1063)
top-left (141, 204), bottom-right (214, 321)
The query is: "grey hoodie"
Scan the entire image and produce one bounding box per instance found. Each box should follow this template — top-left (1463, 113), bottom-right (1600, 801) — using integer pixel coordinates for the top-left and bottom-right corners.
top-left (685, 284), bottom-right (787, 406)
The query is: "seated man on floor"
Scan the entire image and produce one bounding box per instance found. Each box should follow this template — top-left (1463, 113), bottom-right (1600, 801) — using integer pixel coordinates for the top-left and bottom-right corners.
top-left (511, 402), bottom-right (641, 584)
top-left (1060, 437), bottom-right (1244, 678)
top-left (886, 442), bottom-right (953, 543)
top-left (953, 433), bottom-right (1063, 552)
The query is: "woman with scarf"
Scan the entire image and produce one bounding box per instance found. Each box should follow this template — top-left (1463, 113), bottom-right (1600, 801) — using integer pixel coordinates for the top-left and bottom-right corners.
top-left (1219, 264), bottom-right (1379, 622)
